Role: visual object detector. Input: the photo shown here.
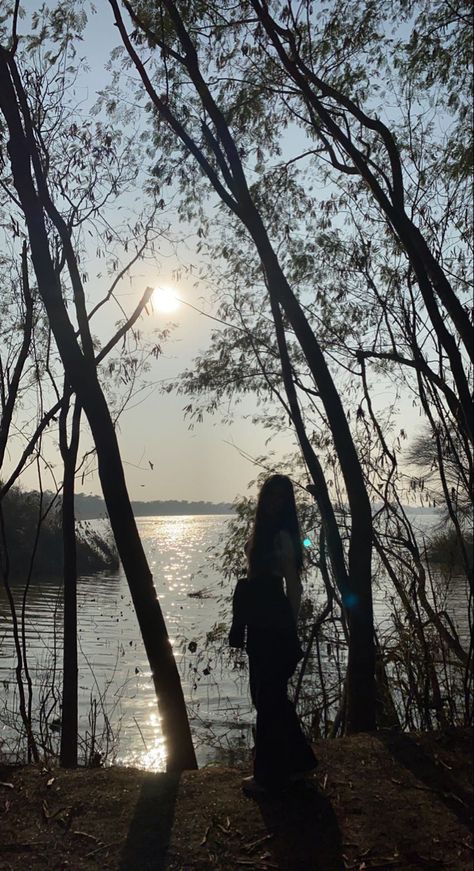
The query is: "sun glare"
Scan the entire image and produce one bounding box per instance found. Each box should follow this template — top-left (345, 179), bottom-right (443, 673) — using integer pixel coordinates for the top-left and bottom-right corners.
top-left (152, 285), bottom-right (180, 313)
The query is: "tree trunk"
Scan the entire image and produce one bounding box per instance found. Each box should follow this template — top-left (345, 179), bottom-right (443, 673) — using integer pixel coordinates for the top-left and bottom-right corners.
top-left (0, 50), bottom-right (197, 772)
top-left (59, 397), bottom-right (80, 768)
top-left (0, 241), bottom-right (33, 469)
top-left (248, 212), bottom-right (376, 733)
top-left (269, 294), bottom-right (351, 600)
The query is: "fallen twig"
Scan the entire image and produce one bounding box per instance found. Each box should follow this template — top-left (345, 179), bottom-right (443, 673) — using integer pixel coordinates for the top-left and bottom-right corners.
top-left (72, 830), bottom-right (99, 843)
top-left (200, 824), bottom-right (211, 846)
top-left (42, 801), bottom-right (65, 819)
top-left (84, 840), bottom-right (120, 859)
top-left (344, 859), bottom-right (402, 870)
top-left (244, 833), bottom-right (274, 852)
top-left (0, 843), bottom-right (49, 853)
top-left (216, 815), bottom-right (232, 835)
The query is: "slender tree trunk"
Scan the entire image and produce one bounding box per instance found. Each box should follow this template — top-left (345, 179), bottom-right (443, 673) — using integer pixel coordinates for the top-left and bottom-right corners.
top-left (269, 294), bottom-right (350, 599)
top-left (269, 294), bottom-right (376, 728)
top-left (374, 633), bottom-right (402, 730)
top-left (247, 211), bottom-right (376, 732)
top-left (59, 396), bottom-right (80, 768)
top-left (0, 241), bottom-right (33, 468)
top-left (0, 50), bottom-right (197, 771)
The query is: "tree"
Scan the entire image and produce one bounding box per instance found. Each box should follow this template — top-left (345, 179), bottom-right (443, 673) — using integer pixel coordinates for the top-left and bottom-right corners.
top-left (110, 0), bottom-right (376, 732)
top-left (0, 10), bottom-right (197, 770)
top-left (108, 0), bottom-right (472, 731)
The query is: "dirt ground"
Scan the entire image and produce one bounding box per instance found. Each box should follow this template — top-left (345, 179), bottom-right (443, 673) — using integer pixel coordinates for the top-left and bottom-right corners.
top-left (0, 727), bottom-right (472, 870)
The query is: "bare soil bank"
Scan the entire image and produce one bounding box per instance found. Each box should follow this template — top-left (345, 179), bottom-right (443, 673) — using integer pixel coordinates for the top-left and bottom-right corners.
top-left (0, 727), bottom-right (472, 870)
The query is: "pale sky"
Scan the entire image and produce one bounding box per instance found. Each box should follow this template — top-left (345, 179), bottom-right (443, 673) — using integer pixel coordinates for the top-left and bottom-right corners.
top-left (4, 2), bottom-right (426, 505)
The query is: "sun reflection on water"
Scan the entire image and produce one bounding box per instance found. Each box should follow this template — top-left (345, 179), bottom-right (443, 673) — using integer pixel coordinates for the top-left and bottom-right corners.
top-left (134, 733), bottom-right (167, 772)
top-left (160, 518), bottom-right (189, 543)
top-left (141, 744), bottom-right (167, 771)
top-left (118, 711), bottom-right (168, 772)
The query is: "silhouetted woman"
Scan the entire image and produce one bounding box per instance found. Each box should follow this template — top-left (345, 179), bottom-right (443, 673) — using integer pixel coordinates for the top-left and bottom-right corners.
top-left (229, 474), bottom-right (317, 795)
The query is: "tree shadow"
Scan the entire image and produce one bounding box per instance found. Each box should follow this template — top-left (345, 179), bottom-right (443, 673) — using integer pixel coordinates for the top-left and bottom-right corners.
top-left (376, 731), bottom-right (473, 830)
top-left (254, 779), bottom-right (344, 870)
top-left (119, 772), bottom-right (180, 871)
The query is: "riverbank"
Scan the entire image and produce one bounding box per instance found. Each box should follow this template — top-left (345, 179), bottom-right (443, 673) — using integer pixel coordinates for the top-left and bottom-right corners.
top-left (0, 727), bottom-right (472, 870)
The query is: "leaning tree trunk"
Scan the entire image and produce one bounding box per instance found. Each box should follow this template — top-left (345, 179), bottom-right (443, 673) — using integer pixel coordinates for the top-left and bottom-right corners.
top-left (268, 293), bottom-right (376, 731)
top-left (247, 211), bottom-right (376, 733)
top-left (0, 49), bottom-right (197, 771)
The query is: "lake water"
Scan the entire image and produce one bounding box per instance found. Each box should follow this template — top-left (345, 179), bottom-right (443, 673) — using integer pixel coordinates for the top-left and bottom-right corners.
top-left (0, 513), bottom-right (470, 769)
top-left (0, 515), bottom-right (249, 769)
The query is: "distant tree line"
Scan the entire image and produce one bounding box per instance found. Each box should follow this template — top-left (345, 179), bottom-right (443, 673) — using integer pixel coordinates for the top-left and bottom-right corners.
top-left (74, 493), bottom-right (234, 519)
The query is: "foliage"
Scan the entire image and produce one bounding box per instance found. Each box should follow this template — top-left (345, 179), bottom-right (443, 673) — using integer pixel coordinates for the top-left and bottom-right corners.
top-left (406, 424), bottom-right (473, 522)
top-left (103, 0), bottom-right (473, 736)
top-left (114, 0), bottom-right (472, 490)
top-left (0, 484), bottom-right (119, 576)
top-left (426, 527), bottom-right (473, 570)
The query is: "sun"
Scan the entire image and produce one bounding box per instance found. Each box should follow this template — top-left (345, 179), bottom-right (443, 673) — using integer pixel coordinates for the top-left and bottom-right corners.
top-left (152, 285), bottom-right (180, 313)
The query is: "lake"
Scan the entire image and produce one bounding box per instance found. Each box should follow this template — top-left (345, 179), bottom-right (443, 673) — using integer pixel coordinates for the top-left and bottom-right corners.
top-left (0, 515), bottom-right (248, 769)
top-left (0, 513), bottom-right (469, 769)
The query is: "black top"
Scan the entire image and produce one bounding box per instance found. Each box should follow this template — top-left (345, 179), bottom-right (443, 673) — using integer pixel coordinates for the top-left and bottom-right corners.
top-left (229, 573), bottom-right (298, 649)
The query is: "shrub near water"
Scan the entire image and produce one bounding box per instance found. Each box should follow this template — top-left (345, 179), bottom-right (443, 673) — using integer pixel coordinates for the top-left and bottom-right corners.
top-left (427, 527), bottom-right (473, 572)
top-left (0, 486), bottom-right (119, 577)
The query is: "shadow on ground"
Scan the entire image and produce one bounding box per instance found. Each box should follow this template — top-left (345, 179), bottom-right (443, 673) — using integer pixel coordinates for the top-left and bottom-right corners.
top-left (376, 730), bottom-right (473, 830)
top-left (255, 779), bottom-right (344, 870)
top-left (119, 772), bottom-right (180, 870)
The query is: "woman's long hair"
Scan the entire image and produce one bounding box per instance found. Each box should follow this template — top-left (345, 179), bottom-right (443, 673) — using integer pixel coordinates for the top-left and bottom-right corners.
top-left (247, 474), bottom-right (303, 576)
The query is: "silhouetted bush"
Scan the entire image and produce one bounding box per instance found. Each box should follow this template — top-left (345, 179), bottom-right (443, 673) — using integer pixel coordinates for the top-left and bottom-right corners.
top-left (426, 527), bottom-right (473, 571)
top-left (0, 486), bottom-right (119, 577)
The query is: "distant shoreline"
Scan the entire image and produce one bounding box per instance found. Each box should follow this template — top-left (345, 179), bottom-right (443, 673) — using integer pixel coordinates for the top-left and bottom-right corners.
top-left (74, 491), bottom-right (440, 521)
top-left (75, 492), bottom-right (233, 520)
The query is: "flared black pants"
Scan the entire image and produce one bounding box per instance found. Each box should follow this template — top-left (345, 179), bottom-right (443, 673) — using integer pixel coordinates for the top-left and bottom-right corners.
top-left (247, 627), bottom-right (317, 788)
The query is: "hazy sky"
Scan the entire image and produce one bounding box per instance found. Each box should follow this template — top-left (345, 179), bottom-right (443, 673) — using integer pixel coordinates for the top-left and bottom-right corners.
top-left (6, 2), bottom-right (424, 505)
top-left (5, 2), bottom-right (302, 504)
